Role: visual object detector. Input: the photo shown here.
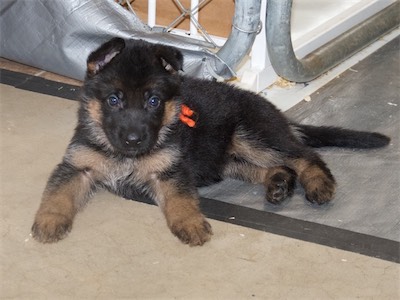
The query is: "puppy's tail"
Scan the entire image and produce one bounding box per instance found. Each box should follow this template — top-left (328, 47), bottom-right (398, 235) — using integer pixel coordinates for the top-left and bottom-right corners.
top-left (293, 124), bottom-right (390, 149)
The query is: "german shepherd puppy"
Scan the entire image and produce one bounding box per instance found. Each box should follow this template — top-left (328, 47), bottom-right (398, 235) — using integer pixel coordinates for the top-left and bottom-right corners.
top-left (31, 38), bottom-right (390, 246)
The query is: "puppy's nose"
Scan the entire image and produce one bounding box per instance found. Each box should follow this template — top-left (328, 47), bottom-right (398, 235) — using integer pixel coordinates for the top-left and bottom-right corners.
top-left (125, 132), bottom-right (142, 146)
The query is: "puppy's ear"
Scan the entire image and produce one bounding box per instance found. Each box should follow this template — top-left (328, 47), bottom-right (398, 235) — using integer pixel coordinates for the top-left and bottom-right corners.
top-left (87, 38), bottom-right (125, 76)
top-left (155, 45), bottom-right (184, 73)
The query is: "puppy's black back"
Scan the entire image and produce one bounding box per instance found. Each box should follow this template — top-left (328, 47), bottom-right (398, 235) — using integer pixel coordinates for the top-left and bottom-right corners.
top-left (175, 77), bottom-right (298, 186)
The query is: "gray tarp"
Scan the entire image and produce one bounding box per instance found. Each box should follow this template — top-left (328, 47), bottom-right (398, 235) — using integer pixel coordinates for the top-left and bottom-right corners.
top-left (0, 0), bottom-right (234, 81)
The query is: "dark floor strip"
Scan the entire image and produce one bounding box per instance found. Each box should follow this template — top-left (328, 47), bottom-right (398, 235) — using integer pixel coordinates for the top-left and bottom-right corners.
top-left (0, 69), bottom-right (80, 100)
top-left (200, 197), bottom-right (399, 263)
top-left (1, 67), bottom-right (399, 263)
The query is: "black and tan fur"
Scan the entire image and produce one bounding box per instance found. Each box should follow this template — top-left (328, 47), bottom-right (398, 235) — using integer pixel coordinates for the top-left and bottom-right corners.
top-left (31, 38), bottom-right (390, 246)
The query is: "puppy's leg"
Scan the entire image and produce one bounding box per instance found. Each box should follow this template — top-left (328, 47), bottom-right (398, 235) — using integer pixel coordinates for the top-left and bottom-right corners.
top-left (155, 179), bottom-right (212, 246)
top-left (230, 128), bottom-right (335, 204)
top-left (289, 155), bottom-right (336, 204)
top-left (224, 158), bottom-right (296, 204)
top-left (32, 163), bottom-right (95, 243)
top-left (228, 130), bottom-right (299, 203)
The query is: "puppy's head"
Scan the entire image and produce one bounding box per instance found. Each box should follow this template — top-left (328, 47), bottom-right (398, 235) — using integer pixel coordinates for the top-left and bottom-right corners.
top-left (81, 38), bottom-right (183, 157)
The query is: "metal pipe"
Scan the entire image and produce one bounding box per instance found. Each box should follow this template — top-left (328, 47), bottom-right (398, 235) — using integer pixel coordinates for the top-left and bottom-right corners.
top-left (216, 0), bottom-right (262, 74)
top-left (266, 0), bottom-right (400, 83)
top-left (190, 0), bottom-right (199, 36)
top-left (147, 0), bottom-right (156, 27)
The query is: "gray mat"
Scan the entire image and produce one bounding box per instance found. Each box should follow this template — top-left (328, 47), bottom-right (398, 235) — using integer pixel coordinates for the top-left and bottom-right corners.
top-left (200, 37), bottom-right (400, 242)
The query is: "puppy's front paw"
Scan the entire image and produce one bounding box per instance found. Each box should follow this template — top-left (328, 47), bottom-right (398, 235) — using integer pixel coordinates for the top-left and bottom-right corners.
top-left (31, 213), bottom-right (72, 243)
top-left (170, 214), bottom-right (213, 246)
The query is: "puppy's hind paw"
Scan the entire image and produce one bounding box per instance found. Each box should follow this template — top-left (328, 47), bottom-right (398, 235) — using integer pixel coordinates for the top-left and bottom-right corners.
top-left (304, 176), bottom-right (336, 205)
top-left (264, 167), bottom-right (296, 204)
top-left (31, 213), bottom-right (72, 243)
top-left (266, 181), bottom-right (292, 204)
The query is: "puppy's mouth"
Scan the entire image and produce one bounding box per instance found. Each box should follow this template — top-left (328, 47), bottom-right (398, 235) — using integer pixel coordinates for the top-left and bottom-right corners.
top-left (113, 147), bottom-right (141, 157)
top-left (110, 138), bottom-right (155, 158)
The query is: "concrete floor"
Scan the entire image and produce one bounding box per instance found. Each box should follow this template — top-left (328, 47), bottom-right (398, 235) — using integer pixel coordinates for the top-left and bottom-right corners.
top-left (1, 69), bottom-right (399, 298)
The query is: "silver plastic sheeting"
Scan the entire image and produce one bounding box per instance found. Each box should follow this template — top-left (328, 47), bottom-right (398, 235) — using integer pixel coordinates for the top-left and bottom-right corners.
top-left (0, 0), bottom-right (235, 81)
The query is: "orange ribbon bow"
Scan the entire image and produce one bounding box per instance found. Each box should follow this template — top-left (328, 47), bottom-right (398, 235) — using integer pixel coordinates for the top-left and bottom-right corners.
top-left (180, 104), bottom-right (197, 128)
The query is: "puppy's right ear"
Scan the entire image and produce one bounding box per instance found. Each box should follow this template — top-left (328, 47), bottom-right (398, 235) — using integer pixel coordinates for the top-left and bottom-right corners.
top-left (154, 45), bottom-right (184, 74)
top-left (86, 37), bottom-right (125, 76)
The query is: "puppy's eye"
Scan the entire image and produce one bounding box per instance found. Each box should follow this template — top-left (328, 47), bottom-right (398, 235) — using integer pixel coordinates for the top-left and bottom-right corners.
top-left (147, 96), bottom-right (161, 108)
top-left (107, 94), bottom-right (121, 107)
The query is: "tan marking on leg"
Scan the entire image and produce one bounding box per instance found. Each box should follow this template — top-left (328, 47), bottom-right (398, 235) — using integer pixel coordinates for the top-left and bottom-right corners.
top-left (223, 159), bottom-right (268, 183)
top-left (154, 179), bottom-right (212, 246)
top-left (291, 158), bottom-right (336, 204)
top-left (32, 172), bottom-right (94, 243)
top-left (228, 131), bottom-right (282, 168)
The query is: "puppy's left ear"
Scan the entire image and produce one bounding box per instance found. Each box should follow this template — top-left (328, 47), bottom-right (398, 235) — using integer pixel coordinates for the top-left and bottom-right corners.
top-left (155, 45), bottom-right (184, 73)
top-left (87, 37), bottom-right (125, 76)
